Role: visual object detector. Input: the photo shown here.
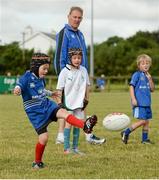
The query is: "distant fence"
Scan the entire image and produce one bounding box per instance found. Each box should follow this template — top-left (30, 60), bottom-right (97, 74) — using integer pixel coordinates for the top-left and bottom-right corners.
top-left (45, 75), bottom-right (159, 92)
top-left (0, 75), bottom-right (159, 94)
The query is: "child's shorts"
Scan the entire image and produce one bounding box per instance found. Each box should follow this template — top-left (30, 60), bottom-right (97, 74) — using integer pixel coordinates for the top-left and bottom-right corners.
top-left (133, 106), bottom-right (152, 120)
top-left (35, 106), bottom-right (60, 135)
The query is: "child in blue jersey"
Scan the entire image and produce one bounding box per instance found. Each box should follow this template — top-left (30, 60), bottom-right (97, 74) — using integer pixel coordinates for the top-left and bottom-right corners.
top-left (13, 52), bottom-right (97, 169)
top-left (56, 48), bottom-right (90, 155)
top-left (96, 74), bottom-right (106, 91)
top-left (121, 54), bottom-right (154, 144)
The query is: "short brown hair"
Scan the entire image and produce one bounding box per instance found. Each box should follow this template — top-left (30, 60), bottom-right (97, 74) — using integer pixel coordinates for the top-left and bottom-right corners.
top-left (69, 6), bottom-right (83, 15)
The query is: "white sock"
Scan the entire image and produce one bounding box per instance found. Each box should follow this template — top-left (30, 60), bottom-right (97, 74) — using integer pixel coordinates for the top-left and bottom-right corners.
top-left (57, 132), bottom-right (64, 140)
top-left (85, 133), bottom-right (93, 141)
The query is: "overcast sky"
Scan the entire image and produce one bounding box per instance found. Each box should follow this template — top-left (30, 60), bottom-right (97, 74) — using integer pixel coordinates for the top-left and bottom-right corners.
top-left (1, 0), bottom-right (159, 45)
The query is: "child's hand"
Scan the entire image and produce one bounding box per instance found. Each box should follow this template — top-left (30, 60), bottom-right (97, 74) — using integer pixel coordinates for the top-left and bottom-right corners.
top-left (51, 90), bottom-right (62, 103)
top-left (145, 71), bottom-right (155, 92)
top-left (13, 87), bottom-right (21, 95)
top-left (81, 99), bottom-right (89, 111)
top-left (145, 72), bottom-right (152, 80)
top-left (51, 91), bottom-right (60, 98)
top-left (131, 98), bottom-right (137, 106)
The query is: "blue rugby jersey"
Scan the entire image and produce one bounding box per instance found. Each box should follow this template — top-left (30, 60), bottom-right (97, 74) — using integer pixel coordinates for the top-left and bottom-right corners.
top-left (54, 24), bottom-right (88, 75)
top-left (17, 71), bottom-right (58, 129)
top-left (129, 71), bottom-right (151, 107)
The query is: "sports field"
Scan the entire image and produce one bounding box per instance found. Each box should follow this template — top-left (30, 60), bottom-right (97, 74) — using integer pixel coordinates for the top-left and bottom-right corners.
top-left (0, 92), bottom-right (159, 178)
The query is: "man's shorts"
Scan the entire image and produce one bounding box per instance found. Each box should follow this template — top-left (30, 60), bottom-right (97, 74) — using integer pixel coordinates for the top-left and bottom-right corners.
top-left (133, 106), bottom-right (152, 120)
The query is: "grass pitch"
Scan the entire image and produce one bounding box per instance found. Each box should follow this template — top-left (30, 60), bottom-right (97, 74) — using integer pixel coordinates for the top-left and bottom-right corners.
top-left (0, 92), bottom-right (159, 178)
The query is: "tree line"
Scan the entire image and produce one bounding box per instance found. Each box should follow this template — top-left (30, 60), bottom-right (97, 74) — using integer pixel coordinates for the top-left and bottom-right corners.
top-left (0, 30), bottom-right (159, 76)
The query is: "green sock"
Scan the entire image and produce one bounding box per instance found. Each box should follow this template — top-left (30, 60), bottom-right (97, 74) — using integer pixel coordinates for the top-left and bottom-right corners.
top-left (72, 127), bottom-right (80, 149)
top-left (64, 128), bottom-right (71, 150)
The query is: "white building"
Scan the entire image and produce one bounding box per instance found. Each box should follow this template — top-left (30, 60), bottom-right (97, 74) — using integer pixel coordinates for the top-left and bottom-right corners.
top-left (20, 26), bottom-right (56, 53)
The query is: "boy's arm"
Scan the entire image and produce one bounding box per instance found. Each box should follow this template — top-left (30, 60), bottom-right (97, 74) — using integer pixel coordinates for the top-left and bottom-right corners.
top-left (43, 89), bottom-right (60, 99)
top-left (56, 90), bottom-right (63, 105)
top-left (82, 85), bottom-right (90, 111)
top-left (44, 88), bottom-right (62, 104)
top-left (130, 85), bottom-right (137, 106)
top-left (55, 69), bottom-right (66, 105)
top-left (145, 72), bottom-right (155, 92)
top-left (54, 29), bottom-right (68, 75)
top-left (43, 89), bottom-right (53, 97)
top-left (85, 85), bottom-right (90, 101)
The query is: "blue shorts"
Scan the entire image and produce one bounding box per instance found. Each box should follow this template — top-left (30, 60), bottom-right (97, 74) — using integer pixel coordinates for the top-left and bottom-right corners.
top-left (133, 106), bottom-right (152, 120)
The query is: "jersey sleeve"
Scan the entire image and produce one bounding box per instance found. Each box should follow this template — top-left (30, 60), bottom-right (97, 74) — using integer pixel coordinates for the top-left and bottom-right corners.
top-left (129, 72), bottom-right (139, 87)
top-left (86, 70), bottom-right (90, 86)
top-left (80, 32), bottom-right (88, 71)
top-left (16, 74), bottom-right (28, 92)
top-left (56, 69), bottom-right (66, 90)
top-left (54, 28), bottom-right (68, 75)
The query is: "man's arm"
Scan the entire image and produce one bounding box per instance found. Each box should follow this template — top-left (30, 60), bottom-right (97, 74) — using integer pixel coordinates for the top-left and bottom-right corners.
top-left (54, 28), bottom-right (68, 75)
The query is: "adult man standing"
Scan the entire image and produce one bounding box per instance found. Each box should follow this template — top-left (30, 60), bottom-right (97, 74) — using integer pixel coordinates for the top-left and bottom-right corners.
top-left (54, 6), bottom-right (105, 145)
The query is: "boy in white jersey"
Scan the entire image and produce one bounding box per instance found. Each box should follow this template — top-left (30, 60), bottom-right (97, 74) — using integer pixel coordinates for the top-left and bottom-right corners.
top-left (56, 48), bottom-right (92, 154)
top-left (121, 54), bottom-right (155, 144)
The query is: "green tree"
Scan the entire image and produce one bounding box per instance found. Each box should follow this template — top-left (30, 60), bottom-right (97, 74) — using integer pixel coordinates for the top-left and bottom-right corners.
top-left (0, 42), bottom-right (33, 75)
top-left (93, 30), bottom-right (159, 76)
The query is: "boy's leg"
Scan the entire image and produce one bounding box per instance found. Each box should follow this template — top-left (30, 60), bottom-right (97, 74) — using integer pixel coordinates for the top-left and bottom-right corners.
top-left (72, 109), bottom-right (83, 149)
top-left (55, 108), bottom-right (104, 145)
top-left (72, 127), bottom-right (85, 155)
top-left (142, 121), bottom-right (149, 141)
top-left (121, 120), bottom-right (146, 144)
top-left (141, 107), bottom-right (153, 144)
top-left (64, 122), bottom-right (71, 152)
top-left (35, 142), bottom-right (46, 163)
top-left (64, 128), bottom-right (71, 152)
top-left (141, 120), bottom-right (153, 144)
top-left (121, 107), bottom-right (147, 144)
top-left (56, 119), bottom-right (65, 144)
top-left (72, 127), bottom-right (80, 149)
top-left (32, 132), bottom-right (48, 169)
top-left (142, 128), bottom-right (148, 142)
top-left (56, 108), bottom-right (97, 133)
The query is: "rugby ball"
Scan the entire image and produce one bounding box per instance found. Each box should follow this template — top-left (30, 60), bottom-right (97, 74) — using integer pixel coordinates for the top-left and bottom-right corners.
top-left (103, 112), bottom-right (130, 131)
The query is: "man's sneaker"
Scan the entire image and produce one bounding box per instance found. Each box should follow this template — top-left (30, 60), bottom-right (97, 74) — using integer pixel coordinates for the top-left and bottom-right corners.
top-left (83, 115), bottom-right (97, 134)
top-left (32, 162), bottom-right (45, 169)
top-left (141, 139), bottom-right (154, 144)
top-left (72, 148), bottom-right (85, 155)
top-left (87, 134), bottom-right (106, 145)
top-left (121, 131), bottom-right (129, 144)
top-left (56, 138), bottom-right (64, 144)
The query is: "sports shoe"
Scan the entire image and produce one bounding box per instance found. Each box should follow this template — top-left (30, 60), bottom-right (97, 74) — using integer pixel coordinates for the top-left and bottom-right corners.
top-left (72, 148), bottom-right (85, 155)
top-left (87, 134), bottom-right (106, 145)
top-left (56, 138), bottom-right (64, 144)
top-left (141, 139), bottom-right (154, 144)
top-left (83, 115), bottom-right (97, 134)
top-left (32, 162), bottom-right (45, 169)
top-left (121, 131), bottom-right (129, 144)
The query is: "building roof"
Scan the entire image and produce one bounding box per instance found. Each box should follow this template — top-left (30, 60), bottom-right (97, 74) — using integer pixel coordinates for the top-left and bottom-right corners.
top-left (42, 32), bottom-right (56, 40)
top-left (20, 31), bottom-right (56, 45)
